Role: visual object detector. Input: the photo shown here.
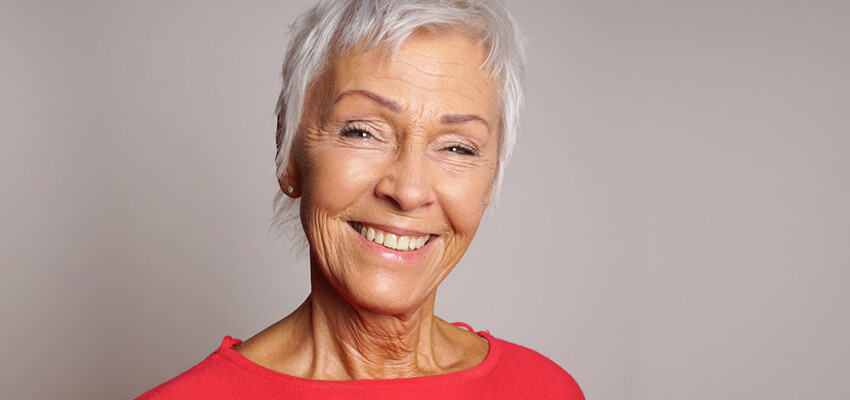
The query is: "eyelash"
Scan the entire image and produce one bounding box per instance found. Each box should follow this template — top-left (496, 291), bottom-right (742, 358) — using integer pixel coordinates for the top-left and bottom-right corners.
top-left (443, 143), bottom-right (480, 157)
top-left (339, 123), bottom-right (374, 139)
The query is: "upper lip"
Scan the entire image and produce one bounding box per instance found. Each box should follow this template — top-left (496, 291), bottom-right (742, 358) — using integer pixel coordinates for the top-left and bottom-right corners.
top-left (350, 221), bottom-right (434, 237)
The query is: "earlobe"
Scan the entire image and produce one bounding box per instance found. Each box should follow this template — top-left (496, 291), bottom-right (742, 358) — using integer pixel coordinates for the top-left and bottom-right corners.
top-left (279, 152), bottom-right (303, 198)
top-left (279, 172), bottom-right (302, 199)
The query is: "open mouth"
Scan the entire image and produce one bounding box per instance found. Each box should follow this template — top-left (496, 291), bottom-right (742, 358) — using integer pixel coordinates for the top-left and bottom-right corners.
top-left (349, 222), bottom-right (431, 252)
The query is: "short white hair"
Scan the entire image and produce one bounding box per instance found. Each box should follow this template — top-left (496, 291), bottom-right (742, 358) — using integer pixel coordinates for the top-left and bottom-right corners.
top-left (273, 0), bottom-right (527, 232)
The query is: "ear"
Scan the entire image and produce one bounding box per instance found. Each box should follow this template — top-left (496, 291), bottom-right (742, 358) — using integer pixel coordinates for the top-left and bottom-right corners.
top-left (278, 151), bottom-right (303, 199)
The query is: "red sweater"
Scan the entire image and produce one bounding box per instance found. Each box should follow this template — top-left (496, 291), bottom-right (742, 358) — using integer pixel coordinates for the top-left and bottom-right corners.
top-left (137, 326), bottom-right (584, 399)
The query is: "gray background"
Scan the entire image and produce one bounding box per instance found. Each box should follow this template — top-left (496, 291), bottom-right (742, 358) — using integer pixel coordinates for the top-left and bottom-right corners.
top-left (1, 1), bottom-right (848, 399)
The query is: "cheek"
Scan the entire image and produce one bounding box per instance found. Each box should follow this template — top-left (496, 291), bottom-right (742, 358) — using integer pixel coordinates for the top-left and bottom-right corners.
top-left (302, 147), bottom-right (383, 212)
top-left (439, 171), bottom-right (493, 234)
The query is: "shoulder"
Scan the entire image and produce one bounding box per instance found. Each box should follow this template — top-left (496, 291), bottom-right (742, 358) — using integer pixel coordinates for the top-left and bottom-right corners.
top-left (484, 332), bottom-right (585, 399)
top-left (136, 337), bottom-right (246, 400)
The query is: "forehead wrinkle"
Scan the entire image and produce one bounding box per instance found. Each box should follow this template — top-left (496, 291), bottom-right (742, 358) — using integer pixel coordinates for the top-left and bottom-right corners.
top-left (390, 58), bottom-right (492, 100)
top-left (396, 47), bottom-right (482, 69)
top-left (378, 76), bottom-right (493, 114)
top-left (330, 47), bottom-right (498, 135)
top-left (335, 49), bottom-right (494, 109)
top-left (335, 76), bottom-right (494, 124)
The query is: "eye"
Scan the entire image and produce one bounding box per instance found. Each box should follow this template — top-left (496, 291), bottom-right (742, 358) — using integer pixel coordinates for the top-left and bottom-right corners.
top-left (443, 143), bottom-right (480, 157)
top-left (339, 123), bottom-right (374, 139)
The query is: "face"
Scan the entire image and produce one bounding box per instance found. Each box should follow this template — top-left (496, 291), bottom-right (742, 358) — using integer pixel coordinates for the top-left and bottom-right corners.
top-left (287, 30), bottom-right (500, 315)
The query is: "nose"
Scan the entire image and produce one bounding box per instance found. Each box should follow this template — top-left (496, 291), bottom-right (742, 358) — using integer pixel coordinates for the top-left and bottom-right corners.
top-left (374, 148), bottom-right (435, 211)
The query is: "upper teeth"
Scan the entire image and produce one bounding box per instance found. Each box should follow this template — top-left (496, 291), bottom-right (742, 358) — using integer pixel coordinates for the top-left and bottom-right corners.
top-left (351, 222), bottom-right (430, 252)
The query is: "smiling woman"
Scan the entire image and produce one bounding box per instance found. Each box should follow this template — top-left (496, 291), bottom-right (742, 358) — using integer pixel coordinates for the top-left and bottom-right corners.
top-left (292, 31), bottom-right (499, 320)
top-left (137, 0), bottom-right (583, 398)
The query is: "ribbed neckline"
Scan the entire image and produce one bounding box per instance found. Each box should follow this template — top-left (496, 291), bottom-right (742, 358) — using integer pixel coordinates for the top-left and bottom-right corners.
top-left (213, 324), bottom-right (501, 389)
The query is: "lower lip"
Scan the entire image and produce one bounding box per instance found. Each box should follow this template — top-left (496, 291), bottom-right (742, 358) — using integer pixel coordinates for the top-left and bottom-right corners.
top-left (348, 223), bottom-right (434, 263)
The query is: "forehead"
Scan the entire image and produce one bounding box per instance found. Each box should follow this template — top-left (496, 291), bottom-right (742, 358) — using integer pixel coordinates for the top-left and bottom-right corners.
top-left (326, 30), bottom-right (499, 120)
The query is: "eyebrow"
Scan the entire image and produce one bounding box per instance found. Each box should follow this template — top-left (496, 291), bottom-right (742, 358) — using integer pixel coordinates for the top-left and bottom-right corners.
top-left (334, 90), bottom-right (403, 113)
top-left (440, 113), bottom-right (491, 133)
top-left (334, 89), bottom-right (491, 134)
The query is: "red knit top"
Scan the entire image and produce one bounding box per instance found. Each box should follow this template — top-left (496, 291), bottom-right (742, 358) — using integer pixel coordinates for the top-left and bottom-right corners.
top-left (137, 325), bottom-right (584, 399)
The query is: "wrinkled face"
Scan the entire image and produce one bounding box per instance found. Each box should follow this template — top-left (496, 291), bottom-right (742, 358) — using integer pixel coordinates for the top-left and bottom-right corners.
top-left (289, 30), bottom-right (499, 315)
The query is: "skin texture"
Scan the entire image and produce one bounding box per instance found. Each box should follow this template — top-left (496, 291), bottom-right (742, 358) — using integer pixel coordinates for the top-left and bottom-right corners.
top-left (237, 30), bottom-right (498, 380)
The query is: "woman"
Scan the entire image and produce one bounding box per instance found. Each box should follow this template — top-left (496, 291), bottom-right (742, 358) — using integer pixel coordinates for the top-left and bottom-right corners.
top-left (139, 0), bottom-right (583, 398)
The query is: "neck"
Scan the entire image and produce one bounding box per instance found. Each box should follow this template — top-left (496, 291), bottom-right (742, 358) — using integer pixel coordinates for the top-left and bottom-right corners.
top-left (304, 263), bottom-right (443, 380)
top-left (237, 260), bottom-right (488, 381)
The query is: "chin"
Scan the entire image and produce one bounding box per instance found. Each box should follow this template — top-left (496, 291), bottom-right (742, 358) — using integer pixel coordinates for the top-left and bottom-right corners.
top-left (340, 275), bottom-right (436, 316)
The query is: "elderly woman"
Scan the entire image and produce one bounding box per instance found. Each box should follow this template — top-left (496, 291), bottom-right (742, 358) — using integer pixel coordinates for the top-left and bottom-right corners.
top-left (139, 0), bottom-right (583, 398)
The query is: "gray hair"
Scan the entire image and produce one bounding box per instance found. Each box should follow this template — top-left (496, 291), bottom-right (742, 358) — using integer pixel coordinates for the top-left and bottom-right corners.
top-left (273, 0), bottom-right (527, 232)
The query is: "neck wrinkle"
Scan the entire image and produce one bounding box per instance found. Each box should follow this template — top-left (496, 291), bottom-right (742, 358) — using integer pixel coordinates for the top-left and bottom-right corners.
top-left (306, 269), bottom-right (442, 380)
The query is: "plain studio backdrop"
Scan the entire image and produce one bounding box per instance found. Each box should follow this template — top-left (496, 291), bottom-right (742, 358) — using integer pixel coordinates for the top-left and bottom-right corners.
top-left (1, 1), bottom-right (848, 399)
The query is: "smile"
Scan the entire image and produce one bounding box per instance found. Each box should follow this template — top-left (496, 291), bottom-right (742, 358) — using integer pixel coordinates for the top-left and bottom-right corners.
top-left (349, 222), bottom-right (431, 252)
